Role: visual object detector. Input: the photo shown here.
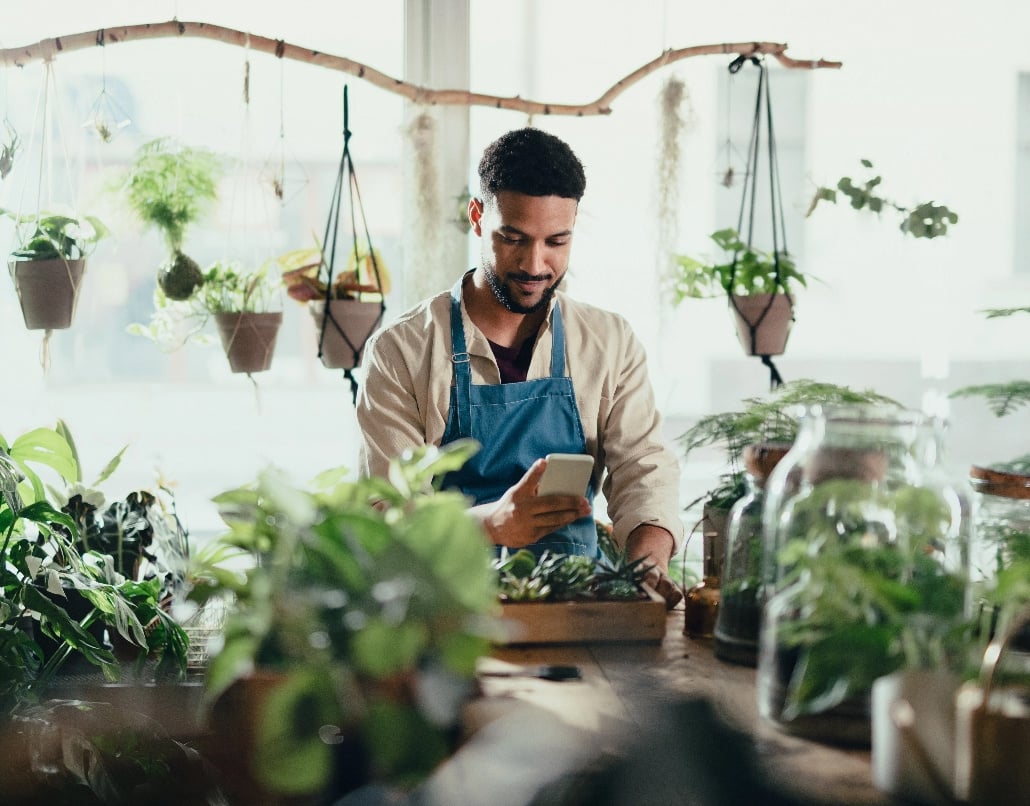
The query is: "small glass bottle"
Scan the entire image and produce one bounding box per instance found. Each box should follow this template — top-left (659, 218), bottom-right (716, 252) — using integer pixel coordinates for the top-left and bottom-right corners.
top-left (714, 442), bottom-right (791, 666)
top-left (683, 524), bottom-right (721, 639)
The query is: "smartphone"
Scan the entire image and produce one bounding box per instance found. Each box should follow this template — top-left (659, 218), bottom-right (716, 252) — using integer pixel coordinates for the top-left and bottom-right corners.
top-left (537, 453), bottom-right (594, 497)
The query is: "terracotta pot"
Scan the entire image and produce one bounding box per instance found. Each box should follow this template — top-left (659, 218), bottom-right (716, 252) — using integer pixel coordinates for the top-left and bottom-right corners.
top-left (9, 258), bottom-right (86, 330)
top-left (214, 311), bottom-right (283, 374)
top-left (309, 299), bottom-right (384, 369)
top-left (729, 293), bottom-right (794, 356)
top-left (969, 464), bottom-right (1030, 500)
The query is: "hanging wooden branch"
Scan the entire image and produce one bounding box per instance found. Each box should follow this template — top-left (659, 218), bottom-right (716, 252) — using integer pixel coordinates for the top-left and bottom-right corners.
top-left (0, 21), bottom-right (842, 117)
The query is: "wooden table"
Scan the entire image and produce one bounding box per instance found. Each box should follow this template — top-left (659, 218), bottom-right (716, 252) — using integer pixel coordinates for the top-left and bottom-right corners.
top-left (457, 610), bottom-right (893, 806)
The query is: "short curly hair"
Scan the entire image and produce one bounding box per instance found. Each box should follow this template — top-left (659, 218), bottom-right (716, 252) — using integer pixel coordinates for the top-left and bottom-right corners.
top-left (478, 128), bottom-right (586, 202)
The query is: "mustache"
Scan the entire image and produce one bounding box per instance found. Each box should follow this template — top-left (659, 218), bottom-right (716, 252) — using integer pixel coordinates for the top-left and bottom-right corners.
top-left (508, 271), bottom-right (553, 282)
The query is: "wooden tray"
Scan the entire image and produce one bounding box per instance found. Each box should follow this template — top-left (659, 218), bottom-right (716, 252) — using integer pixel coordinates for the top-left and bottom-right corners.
top-left (498, 584), bottom-right (666, 644)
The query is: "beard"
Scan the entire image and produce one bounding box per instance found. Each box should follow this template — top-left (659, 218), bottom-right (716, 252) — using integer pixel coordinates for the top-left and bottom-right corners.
top-left (484, 265), bottom-right (565, 314)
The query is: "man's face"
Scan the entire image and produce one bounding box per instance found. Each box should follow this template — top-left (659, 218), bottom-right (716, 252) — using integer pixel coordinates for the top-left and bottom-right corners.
top-left (471, 190), bottom-right (578, 315)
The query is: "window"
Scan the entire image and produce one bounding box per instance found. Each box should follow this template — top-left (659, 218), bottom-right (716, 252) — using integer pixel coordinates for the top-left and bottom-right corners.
top-left (1016, 72), bottom-right (1030, 274)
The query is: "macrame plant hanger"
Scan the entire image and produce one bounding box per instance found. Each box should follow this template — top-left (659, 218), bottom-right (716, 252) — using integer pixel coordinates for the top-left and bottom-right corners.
top-left (318, 85), bottom-right (386, 404)
top-left (727, 55), bottom-right (791, 390)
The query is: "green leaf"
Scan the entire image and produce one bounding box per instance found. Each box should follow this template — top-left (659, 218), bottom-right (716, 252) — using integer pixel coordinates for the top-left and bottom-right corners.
top-left (254, 669), bottom-right (336, 795)
top-left (351, 620), bottom-right (428, 678)
top-left (11, 427), bottom-right (79, 487)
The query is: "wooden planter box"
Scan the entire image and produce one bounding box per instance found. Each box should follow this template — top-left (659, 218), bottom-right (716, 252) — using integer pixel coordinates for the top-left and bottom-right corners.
top-left (499, 584), bottom-right (666, 644)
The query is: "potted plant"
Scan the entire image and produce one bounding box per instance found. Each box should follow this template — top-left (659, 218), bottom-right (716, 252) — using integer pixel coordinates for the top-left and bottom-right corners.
top-left (195, 260), bottom-right (284, 374)
top-left (2, 208), bottom-right (109, 330)
top-left (0, 422), bottom-right (189, 720)
top-left (129, 258), bottom-right (284, 374)
top-left (280, 241), bottom-right (390, 369)
top-left (119, 137), bottom-right (222, 301)
top-left (192, 439), bottom-right (499, 801)
top-left (493, 528), bottom-right (666, 644)
top-left (671, 227), bottom-right (807, 357)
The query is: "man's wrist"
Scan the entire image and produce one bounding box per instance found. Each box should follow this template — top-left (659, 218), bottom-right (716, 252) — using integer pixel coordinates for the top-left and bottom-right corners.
top-left (625, 524), bottom-right (675, 568)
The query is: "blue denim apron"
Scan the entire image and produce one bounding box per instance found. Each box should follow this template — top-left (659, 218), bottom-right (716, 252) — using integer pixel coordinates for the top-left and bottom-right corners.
top-left (440, 278), bottom-right (597, 558)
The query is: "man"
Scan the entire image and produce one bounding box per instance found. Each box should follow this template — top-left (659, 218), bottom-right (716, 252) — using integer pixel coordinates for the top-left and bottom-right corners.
top-left (356, 127), bottom-right (683, 607)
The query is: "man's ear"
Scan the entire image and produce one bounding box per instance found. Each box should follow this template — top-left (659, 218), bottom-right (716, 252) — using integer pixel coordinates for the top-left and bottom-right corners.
top-left (468, 197), bottom-right (484, 235)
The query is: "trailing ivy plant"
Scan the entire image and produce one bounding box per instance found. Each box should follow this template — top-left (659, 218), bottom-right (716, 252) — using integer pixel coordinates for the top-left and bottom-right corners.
top-left (806, 158), bottom-right (959, 239)
top-left (671, 227), bottom-right (807, 304)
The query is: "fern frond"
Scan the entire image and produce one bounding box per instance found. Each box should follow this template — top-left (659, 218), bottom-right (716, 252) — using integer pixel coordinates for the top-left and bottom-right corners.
top-left (983, 307), bottom-right (1030, 319)
top-left (951, 381), bottom-right (1030, 417)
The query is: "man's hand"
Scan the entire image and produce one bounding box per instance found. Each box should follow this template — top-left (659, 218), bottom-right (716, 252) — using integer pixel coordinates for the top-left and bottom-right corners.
top-left (471, 459), bottom-right (592, 549)
top-left (626, 524), bottom-right (683, 610)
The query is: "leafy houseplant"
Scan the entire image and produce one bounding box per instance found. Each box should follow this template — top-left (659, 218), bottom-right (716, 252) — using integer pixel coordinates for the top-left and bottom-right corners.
top-left (120, 137), bottom-right (222, 301)
top-left (280, 242), bottom-right (391, 370)
top-left (193, 439), bottom-right (499, 800)
top-left (3, 208), bottom-right (109, 330)
top-left (806, 158), bottom-right (959, 239)
top-left (129, 259), bottom-right (284, 374)
top-left (0, 423), bottom-right (188, 719)
top-left (672, 227), bottom-right (807, 357)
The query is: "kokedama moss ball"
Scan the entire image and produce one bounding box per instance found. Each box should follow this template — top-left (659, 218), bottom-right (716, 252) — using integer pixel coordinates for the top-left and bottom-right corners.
top-left (158, 251), bottom-right (204, 300)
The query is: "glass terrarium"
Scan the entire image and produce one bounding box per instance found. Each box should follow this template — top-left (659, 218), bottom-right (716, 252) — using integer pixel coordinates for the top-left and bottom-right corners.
top-left (757, 405), bottom-right (970, 746)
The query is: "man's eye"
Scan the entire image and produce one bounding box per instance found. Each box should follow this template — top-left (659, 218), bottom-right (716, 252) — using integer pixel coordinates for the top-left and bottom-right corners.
top-left (547, 239), bottom-right (569, 248)
top-left (499, 233), bottom-right (524, 244)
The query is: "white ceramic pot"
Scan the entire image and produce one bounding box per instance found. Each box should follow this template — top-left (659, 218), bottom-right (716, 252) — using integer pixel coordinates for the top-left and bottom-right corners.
top-left (871, 669), bottom-right (959, 803)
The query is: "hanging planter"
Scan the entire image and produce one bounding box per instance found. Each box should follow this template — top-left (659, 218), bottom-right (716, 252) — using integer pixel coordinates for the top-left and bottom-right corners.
top-left (5, 62), bottom-right (108, 336)
top-left (670, 57), bottom-right (804, 388)
top-left (4, 210), bottom-right (108, 330)
top-left (214, 311), bottom-right (283, 374)
top-left (280, 85), bottom-right (387, 400)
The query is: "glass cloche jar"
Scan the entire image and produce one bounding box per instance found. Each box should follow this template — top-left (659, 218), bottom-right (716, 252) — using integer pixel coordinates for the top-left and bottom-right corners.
top-left (757, 405), bottom-right (970, 746)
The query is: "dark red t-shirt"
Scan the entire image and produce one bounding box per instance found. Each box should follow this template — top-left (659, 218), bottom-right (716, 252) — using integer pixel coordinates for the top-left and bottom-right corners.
top-left (488, 336), bottom-right (536, 383)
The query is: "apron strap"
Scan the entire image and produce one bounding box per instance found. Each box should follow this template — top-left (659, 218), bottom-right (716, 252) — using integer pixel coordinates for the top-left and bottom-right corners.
top-left (549, 302), bottom-right (566, 379)
top-left (450, 279), bottom-right (472, 438)
top-left (449, 277), bottom-right (567, 435)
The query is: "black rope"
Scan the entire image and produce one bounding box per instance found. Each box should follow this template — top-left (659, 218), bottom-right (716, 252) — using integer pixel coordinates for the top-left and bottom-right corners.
top-left (317, 84), bottom-right (387, 405)
top-left (725, 58), bottom-right (791, 390)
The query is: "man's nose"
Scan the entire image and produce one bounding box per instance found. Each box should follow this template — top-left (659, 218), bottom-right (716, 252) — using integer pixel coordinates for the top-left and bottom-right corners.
top-left (521, 242), bottom-right (548, 275)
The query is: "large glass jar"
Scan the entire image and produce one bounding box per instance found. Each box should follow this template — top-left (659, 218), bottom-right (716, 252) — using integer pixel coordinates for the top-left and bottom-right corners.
top-left (713, 442), bottom-right (791, 666)
top-left (757, 405), bottom-right (970, 746)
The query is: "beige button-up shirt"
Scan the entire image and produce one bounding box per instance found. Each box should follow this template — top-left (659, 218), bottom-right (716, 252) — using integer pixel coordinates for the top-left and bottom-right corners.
top-left (355, 279), bottom-right (684, 550)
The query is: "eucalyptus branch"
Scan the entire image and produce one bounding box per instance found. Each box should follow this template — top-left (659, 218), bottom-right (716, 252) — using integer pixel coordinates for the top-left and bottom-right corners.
top-left (0, 21), bottom-right (841, 116)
